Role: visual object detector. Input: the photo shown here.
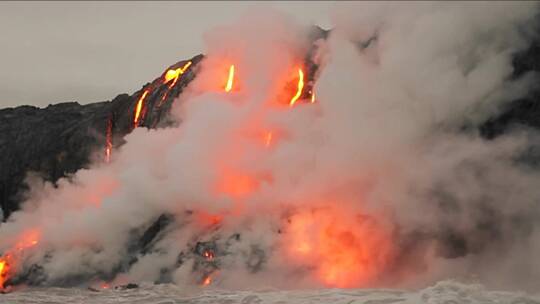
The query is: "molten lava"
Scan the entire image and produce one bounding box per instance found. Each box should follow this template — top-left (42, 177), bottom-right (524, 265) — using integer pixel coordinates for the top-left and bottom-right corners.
top-left (105, 118), bottom-right (113, 163)
top-left (310, 90), bottom-right (315, 103)
top-left (133, 90), bottom-right (149, 127)
top-left (164, 61), bottom-right (192, 88)
top-left (0, 230), bottom-right (40, 290)
top-left (160, 61), bottom-right (193, 105)
top-left (289, 68), bottom-right (304, 107)
top-left (225, 65), bottom-right (235, 92)
top-left (0, 258), bottom-right (7, 289)
top-left (203, 250), bottom-right (215, 261)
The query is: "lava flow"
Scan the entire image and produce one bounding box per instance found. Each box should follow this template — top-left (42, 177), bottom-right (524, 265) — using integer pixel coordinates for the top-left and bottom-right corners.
top-left (225, 65), bottom-right (235, 92)
top-left (0, 258), bottom-right (8, 290)
top-left (133, 89), bottom-right (149, 127)
top-left (0, 230), bottom-right (40, 290)
top-left (161, 61), bottom-right (193, 104)
top-left (104, 117), bottom-right (113, 163)
top-left (289, 68), bottom-right (304, 107)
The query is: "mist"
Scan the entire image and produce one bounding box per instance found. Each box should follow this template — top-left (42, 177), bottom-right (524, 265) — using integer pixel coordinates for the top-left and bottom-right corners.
top-left (1, 2), bottom-right (540, 292)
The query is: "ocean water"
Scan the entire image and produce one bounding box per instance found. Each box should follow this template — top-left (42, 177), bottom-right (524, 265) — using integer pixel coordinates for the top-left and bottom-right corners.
top-left (0, 281), bottom-right (538, 304)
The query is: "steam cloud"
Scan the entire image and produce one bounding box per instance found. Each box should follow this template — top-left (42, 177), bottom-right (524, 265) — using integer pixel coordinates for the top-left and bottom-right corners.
top-left (1, 2), bottom-right (540, 291)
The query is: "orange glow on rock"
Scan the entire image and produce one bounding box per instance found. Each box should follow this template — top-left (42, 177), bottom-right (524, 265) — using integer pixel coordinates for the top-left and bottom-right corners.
top-left (203, 250), bottom-right (215, 261)
top-left (160, 61), bottom-right (192, 105)
top-left (311, 90), bottom-right (315, 103)
top-left (133, 90), bottom-right (149, 127)
top-left (0, 259), bottom-right (8, 289)
top-left (289, 68), bottom-right (304, 107)
top-left (0, 229), bottom-right (40, 290)
top-left (164, 69), bottom-right (178, 83)
top-left (164, 61), bottom-right (192, 86)
top-left (225, 65), bottom-right (235, 92)
top-left (105, 118), bottom-right (113, 163)
top-left (202, 275), bottom-right (212, 286)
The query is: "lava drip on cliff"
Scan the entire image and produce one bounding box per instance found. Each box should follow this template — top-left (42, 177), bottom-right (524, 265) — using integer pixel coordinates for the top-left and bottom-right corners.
top-left (133, 89), bottom-right (149, 128)
top-left (104, 117), bottom-right (113, 163)
top-left (160, 61), bottom-right (193, 105)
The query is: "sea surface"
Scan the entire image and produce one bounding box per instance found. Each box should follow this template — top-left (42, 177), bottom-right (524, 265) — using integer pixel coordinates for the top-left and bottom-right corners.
top-left (0, 280), bottom-right (538, 304)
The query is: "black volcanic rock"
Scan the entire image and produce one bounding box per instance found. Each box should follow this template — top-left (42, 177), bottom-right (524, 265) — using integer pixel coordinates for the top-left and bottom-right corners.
top-left (0, 54), bottom-right (203, 219)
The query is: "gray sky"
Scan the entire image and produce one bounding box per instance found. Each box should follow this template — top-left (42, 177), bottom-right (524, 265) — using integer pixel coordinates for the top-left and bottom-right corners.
top-left (0, 1), bottom-right (333, 108)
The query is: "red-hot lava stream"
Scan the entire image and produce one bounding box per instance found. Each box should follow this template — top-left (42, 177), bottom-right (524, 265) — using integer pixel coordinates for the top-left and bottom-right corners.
top-left (225, 65), bottom-right (235, 92)
top-left (160, 61), bottom-right (193, 105)
top-left (0, 230), bottom-right (40, 290)
top-left (105, 117), bottom-right (113, 163)
top-left (133, 90), bottom-right (149, 128)
top-left (289, 68), bottom-right (304, 107)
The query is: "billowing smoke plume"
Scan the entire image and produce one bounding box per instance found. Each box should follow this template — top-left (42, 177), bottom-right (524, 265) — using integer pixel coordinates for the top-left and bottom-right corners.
top-left (1, 2), bottom-right (540, 292)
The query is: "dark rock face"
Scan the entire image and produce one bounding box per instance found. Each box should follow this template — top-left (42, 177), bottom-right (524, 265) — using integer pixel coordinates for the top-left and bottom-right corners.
top-left (0, 54), bottom-right (203, 219)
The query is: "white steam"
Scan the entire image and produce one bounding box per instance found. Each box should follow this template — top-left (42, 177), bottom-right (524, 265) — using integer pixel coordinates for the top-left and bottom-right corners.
top-left (1, 2), bottom-right (540, 291)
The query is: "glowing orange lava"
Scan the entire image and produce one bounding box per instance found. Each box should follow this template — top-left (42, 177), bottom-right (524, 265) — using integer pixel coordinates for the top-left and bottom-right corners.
top-left (133, 90), bottom-right (149, 126)
top-left (0, 229), bottom-right (40, 290)
top-left (105, 118), bottom-right (113, 163)
top-left (311, 90), bottom-right (315, 103)
top-left (164, 61), bottom-right (192, 88)
top-left (203, 250), bottom-right (215, 261)
top-left (289, 68), bottom-right (304, 107)
top-left (225, 65), bottom-right (235, 92)
top-left (286, 207), bottom-right (394, 288)
top-left (0, 259), bottom-right (7, 289)
top-left (160, 61), bottom-right (192, 105)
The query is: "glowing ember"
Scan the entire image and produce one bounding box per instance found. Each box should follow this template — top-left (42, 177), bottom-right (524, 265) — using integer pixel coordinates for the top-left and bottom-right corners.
top-left (100, 282), bottom-right (110, 289)
top-left (311, 90), bottom-right (316, 103)
top-left (289, 68), bottom-right (304, 107)
top-left (133, 90), bottom-right (149, 127)
top-left (105, 118), bottom-right (113, 163)
top-left (203, 250), bottom-right (215, 261)
top-left (202, 275), bottom-right (212, 286)
top-left (225, 65), bottom-right (235, 92)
